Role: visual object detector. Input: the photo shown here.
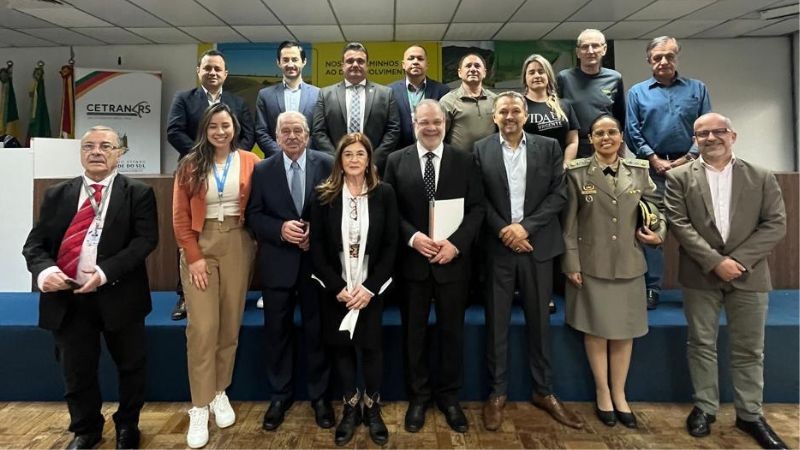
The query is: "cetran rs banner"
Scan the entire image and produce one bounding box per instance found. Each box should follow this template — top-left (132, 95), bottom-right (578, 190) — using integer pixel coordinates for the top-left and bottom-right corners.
top-left (75, 68), bottom-right (161, 174)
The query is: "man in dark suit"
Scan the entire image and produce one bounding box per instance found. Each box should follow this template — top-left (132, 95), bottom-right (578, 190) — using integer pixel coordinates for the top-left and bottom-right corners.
top-left (665, 113), bottom-right (787, 450)
top-left (255, 41), bottom-right (320, 157)
top-left (474, 91), bottom-right (583, 431)
top-left (312, 42), bottom-right (400, 175)
top-left (389, 45), bottom-right (450, 150)
top-left (245, 111), bottom-right (334, 432)
top-left (383, 99), bottom-right (485, 434)
top-left (166, 49), bottom-right (255, 320)
top-left (22, 126), bottom-right (158, 449)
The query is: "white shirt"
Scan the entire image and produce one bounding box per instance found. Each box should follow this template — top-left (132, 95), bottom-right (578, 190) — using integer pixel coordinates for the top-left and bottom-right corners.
top-left (202, 86), bottom-right (222, 106)
top-left (500, 134), bottom-right (527, 223)
top-left (37, 172), bottom-right (116, 290)
top-left (344, 79), bottom-right (367, 132)
top-left (701, 155), bottom-right (735, 243)
top-left (408, 142), bottom-right (444, 247)
top-left (283, 150), bottom-right (307, 208)
top-left (205, 151), bottom-right (241, 220)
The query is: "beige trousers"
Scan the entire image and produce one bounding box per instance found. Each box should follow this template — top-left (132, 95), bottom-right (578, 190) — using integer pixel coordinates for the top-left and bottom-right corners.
top-left (181, 216), bottom-right (255, 407)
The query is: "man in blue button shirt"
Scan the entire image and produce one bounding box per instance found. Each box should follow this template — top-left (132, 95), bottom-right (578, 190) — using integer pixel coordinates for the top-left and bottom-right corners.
top-left (625, 36), bottom-right (711, 310)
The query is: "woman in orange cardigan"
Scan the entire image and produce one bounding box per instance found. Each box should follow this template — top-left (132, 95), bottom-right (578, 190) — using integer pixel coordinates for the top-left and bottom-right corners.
top-left (172, 103), bottom-right (260, 448)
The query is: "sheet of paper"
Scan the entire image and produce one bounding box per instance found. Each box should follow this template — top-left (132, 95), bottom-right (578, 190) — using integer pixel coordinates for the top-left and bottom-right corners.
top-left (429, 198), bottom-right (464, 241)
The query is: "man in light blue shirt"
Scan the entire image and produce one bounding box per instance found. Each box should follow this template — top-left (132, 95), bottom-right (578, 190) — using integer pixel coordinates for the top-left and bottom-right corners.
top-left (625, 36), bottom-right (711, 309)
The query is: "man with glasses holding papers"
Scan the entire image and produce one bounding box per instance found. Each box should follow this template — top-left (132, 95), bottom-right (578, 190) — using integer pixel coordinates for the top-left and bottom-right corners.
top-left (474, 92), bottom-right (582, 431)
top-left (383, 99), bottom-right (484, 434)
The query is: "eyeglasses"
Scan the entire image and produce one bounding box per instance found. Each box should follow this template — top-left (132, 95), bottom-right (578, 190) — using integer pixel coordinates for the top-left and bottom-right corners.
top-left (694, 128), bottom-right (731, 139)
top-left (81, 142), bottom-right (118, 153)
top-left (591, 129), bottom-right (620, 138)
top-left (578, 43), bottom-right (605, 52)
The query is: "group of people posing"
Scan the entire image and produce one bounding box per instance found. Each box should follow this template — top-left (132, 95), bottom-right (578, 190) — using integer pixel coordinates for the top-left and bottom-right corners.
top-left (23, 28), bottom-right (787, 450)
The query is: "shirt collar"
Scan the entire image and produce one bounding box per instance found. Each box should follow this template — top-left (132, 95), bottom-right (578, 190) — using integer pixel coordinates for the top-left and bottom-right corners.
top-left (456, 84), bottom-right (488, 100)
top-left (202, 86), bottom-right (222, 102)
top-left (282, 79), bottom-right (303, 91)
top-left (406, 77), bottom-right (426, 92)
top-left (82, 171), bottom-right (116, 187)
top-left (499, 133), bottom-right (526, 150)
top-left (345, 79), bottom-right (367, 88)
top-left (647, 73), bottom-right (686, 89)
top-left (283, 149), bottom-right (307, 172)
top-left (416, 141), bottom-right (444, 160)
top-left (699, 153), bottom-right (736, 172)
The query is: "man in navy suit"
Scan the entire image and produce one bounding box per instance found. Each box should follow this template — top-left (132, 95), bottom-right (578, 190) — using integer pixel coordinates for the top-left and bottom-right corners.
top-left (255, 41), bottom-right (320, 157)
top-left (246, 111), bottom-right (334, 432)
top-left (312, 42), bottom-right (400, 175)
top-left (389, 45), bottom-right (450, 150)
top-left (23, 126), bottom-right (158, 449)
top-left (166, 49), bottom-right (255, 320)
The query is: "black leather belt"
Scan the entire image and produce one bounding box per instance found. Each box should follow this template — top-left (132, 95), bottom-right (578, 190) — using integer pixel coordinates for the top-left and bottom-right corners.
top-left (654, 152), bottom-right (684, 161)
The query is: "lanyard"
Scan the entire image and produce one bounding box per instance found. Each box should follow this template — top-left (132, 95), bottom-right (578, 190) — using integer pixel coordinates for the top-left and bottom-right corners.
top-left (81, 175), bottom-right (113, 221)
top-left (212, 152), bottom-right (234, 200)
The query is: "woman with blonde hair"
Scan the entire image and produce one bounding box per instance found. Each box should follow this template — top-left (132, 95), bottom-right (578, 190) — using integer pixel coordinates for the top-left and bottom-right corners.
top-left (173, 102), bottom-right (260, 448)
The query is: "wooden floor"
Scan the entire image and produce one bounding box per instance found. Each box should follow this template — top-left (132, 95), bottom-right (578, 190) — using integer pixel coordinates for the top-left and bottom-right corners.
top-left (0, 401), bottom-right (797, 449)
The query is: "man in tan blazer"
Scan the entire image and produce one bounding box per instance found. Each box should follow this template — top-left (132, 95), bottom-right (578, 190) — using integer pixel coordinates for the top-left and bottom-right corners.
top-left (665, 113), bottom-right (787, 450)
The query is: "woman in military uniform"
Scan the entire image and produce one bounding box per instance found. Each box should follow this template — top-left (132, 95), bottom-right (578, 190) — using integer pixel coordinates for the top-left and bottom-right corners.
top-left (562, 115), bottom-right (665, 429)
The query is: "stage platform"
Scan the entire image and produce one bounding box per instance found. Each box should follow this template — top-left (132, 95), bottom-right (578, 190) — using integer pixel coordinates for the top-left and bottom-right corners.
top-left (0, 290), bottom-right (797, 403)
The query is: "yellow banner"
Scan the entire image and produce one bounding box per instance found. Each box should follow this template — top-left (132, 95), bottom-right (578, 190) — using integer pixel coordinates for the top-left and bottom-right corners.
top-left (311, 41), bottom-right (442, 87)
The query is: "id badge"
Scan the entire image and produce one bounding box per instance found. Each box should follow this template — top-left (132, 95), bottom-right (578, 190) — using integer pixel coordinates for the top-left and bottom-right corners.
top-left (86, 229), bottom-right (101, 247)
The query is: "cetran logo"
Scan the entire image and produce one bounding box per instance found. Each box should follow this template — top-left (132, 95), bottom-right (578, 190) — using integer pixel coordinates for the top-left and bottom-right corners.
top-left (86, 101), bottom-right (151, 118)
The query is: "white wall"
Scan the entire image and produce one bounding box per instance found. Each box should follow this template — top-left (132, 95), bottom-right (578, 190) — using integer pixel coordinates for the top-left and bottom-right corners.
top-left (2, 37), bottom-right (798, 172)
top-left (0, 44), bottom-right (197, 174)
top-left (616, 37), bottom-right (796, 172)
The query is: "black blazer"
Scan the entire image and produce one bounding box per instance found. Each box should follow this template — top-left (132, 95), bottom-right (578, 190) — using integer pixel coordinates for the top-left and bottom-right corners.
top-left (167, 87), bottom-right (255, 157)
top-left (245, 149), bottom-right (334, 289)
top-left (310, 182), bottom-right (399, 295)
top-left (312, 80), bottom-right (400, 173)
top-left (383, 143), bottom-right (485, 283)
top-left (388, 78), bottom-right (450, 150)
top-left (22, 175), bottom-right (159, 331)
top-left (474, 133), bottom-right (567, 261)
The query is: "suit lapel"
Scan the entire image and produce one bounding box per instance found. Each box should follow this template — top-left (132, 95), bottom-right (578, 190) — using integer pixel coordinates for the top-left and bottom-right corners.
top-left (489, 139), bottom-right (512, 220)
top-left (728, 161), bottom-right (745, 224)
top-left (614, 162), bottom-right (634, 198)
top-left (692, 161), bottom-right (716, 219)
top-left (303, 151), bottom-right (318, 214)
top-left (403, 147), bottom-right (426, 200)
top-left (192, 88), bottom-right (208, 117)
top-left (275, 83), bottom-right (286, 112)
top-left (335, 83), bottom-right (347, 123)
top-left (331, 193), bottom-right (344, 249)
top-left (398, 84), bottom-right (411, 118)
top-left (270, 154), bottom-right (296, 216)
top-left (363, 81), bottom-right (375, 123)
top-left (523, 137), bottom-right (538, 212)
top-left (298, 82), bottom-right (313, 115)
top-left (102, 174), bottom-right (126, 229)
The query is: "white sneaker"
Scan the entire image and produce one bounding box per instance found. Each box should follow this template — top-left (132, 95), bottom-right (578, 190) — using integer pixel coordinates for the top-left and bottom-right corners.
top-left (187, 406), bottom-right (209, 448)
top-left (209, 391), bottom-right (236, 428)
top-left (256, 297), bottom-right (264, 309)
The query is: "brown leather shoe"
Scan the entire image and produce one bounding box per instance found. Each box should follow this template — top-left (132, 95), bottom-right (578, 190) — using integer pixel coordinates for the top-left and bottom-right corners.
top-left (532, 393), bottom-right (584, 429)
top-left (483, 395), bottom-right (506, 431)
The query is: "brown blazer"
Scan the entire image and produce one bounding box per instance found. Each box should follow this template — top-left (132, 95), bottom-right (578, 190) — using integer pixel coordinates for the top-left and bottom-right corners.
top-left (664, 158), bottom-right (786, 291)
top-left (562, 157), bottom-right (666, 280)
top-left (173, 149), bottom-right (260, 263)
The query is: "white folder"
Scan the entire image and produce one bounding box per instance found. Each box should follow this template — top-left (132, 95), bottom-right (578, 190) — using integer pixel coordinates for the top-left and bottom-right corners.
top-left (429, 198), bottom-right (464, 241)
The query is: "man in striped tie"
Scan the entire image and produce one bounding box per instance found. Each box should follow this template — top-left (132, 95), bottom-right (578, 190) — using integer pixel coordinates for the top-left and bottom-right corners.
top-left (23, 126), bottom-right (158, 449)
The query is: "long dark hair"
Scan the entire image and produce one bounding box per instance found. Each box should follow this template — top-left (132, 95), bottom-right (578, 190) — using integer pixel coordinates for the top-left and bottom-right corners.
top-left (316, 133), bottom-right (379, 205)
top-left (176, 103), bottom-right (240, 196)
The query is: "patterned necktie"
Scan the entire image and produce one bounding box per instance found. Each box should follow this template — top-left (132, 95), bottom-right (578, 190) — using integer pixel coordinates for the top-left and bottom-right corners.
top-left (423, 152), bottom-right (436, 201)
top-left (290, 161), bottom-right (303, 215)
top-left (56, 184), bottom-right (103, 279)
top-left (348, 85), bottom-right (361, 133)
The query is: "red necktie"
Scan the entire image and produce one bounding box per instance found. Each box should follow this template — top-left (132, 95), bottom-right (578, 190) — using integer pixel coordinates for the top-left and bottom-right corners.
top-left (56, 184), bottom-right (103, 279)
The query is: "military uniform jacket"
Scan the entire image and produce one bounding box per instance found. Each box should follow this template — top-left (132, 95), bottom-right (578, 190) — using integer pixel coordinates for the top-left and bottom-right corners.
top-left (562, 157), bottom-right (665, 280)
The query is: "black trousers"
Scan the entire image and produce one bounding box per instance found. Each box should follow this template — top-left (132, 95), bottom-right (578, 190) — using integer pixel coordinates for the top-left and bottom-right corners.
top-left (402, 277), bottom-right (467, 406)
top-left (52, 296), bottom-right (146, 435)
top-left (333, 346), bottom-right (383, 400)
top-left (262, 265), bottom-right (329, 402)
top-left (485, 252), bottom-right (554, 397)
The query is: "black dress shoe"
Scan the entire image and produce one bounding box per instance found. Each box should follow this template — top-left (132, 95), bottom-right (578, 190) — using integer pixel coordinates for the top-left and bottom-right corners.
top-left (115, 426), bottom-right (140, 449)
top-left (334, 402), bottom-right (362, 446)
top-left (311, 398), bottom-right (335, 429)
top-left (66, 432), bottom-right (102, 449)
top-left (262, 399), bottom-right (293, 431)
top-left (646, 289), bottom-right (659, 310)
top-left (438, 403), bottom-right (468, 433)
top-left (686, 406), bottom-right (716, 437)
top-left (363, 396), bottom-right (388, 446)
top-left (614, 408), bottom-right (638, 429)
top-left (595, 404), bottom-right (616, 427)
top-left (171, 295), bottom-right (186, 321)
top-left (404, 402), bottom-right (428, 433)
top-left (736, 416), bottom-right (788, 449)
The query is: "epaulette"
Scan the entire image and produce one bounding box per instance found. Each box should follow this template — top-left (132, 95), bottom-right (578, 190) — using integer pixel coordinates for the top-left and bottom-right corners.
top-left (621, 158), bottom-right (650, 169)
top-left (566, 158), bottom-right (591, 170)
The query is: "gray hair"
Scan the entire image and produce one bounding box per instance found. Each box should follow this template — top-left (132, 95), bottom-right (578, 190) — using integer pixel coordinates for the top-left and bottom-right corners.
top-left (413, 99), bottom-right (446, 120)
top-left (576, 29), bottom-right (605, 47)
top-left (81, 125), bottom-right (124, 153)
top-left (492, 91), bottom-right (528, 114)
top-left (275, 110), bottom-right (310, 133)
top-left (646, 36), bottom-right (680, 60)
